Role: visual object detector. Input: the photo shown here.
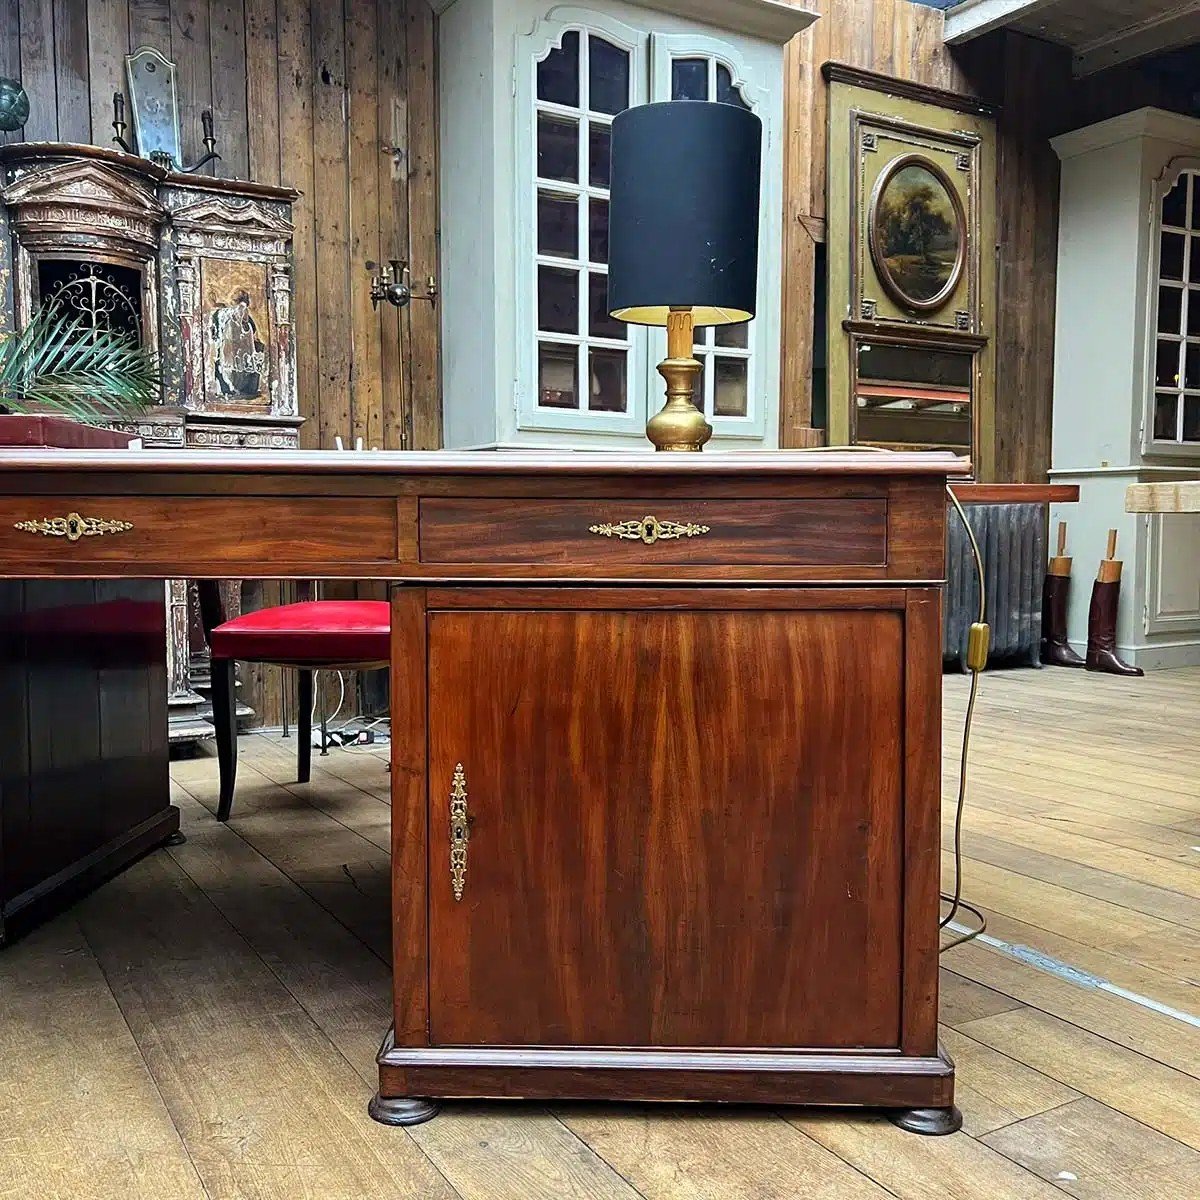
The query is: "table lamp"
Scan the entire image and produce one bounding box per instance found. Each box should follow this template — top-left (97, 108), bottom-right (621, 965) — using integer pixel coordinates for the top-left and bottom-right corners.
top-left (608, 101), bottom-right (762, 452)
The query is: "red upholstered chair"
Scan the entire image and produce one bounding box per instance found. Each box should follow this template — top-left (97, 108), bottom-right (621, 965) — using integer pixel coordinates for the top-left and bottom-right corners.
top-left (197, 582), bottom-right (389, 822)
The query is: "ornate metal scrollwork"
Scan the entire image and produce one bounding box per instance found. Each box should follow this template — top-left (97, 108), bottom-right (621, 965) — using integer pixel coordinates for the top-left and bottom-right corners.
top-left (587, 515), bottom-right (711, 546)
top-left (450, 763), bottom-right (469, 902)
top-left (13, 512), bottom-right (134, 542)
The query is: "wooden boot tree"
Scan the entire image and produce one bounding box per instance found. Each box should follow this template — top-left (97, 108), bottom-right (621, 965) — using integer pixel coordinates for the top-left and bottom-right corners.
top-left (1085, 530), bottom-right (1144, 677)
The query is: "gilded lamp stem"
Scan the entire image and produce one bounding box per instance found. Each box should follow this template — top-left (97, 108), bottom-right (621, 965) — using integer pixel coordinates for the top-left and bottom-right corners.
top-left (647, 309), bottom-right (712, 453)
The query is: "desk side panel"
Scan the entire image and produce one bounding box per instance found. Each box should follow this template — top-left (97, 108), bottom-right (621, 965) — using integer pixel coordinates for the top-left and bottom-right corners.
top-left (902, 588), bottom-right (943, 1057)
top-left (391, 586), bottom-right (429, 1046)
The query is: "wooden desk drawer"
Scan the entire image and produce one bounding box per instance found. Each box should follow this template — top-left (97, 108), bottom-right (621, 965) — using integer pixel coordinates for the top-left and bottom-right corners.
top-left (0, 495), bottom-right (398, 566)
top-left (420, 498), bottom-right (887, 567)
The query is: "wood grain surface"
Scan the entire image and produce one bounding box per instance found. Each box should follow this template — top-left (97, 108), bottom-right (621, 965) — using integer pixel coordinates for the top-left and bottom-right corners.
top-left (419, 497), bottom-right (888, 566)
top-left (425, 605), bottom-right (904, 1050)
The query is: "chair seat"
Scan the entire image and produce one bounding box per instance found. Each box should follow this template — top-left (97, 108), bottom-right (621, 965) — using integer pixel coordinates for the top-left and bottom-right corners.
top-left (210, 600), bottom-right (390, 664)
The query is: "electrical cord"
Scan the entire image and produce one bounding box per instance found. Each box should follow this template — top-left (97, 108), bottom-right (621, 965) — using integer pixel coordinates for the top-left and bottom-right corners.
top-left (941, 484), bottom-right (988, 952)
top-left (786, 446), bottom-right (987, 951)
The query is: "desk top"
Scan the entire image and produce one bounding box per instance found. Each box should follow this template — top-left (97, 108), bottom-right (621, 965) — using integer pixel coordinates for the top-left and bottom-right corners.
top-left (0, 448), bottom-right (970, 479)
top-left (0, 447), bottom-right (964, 584)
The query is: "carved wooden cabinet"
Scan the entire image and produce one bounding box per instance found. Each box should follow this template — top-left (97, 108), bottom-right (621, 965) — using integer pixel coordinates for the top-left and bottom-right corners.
top-left (0, 143), bottom-right (302, 739)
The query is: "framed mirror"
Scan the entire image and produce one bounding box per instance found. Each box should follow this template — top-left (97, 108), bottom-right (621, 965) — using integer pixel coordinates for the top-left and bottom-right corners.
top-left (125, 46), bottom-right (182, 167)
top-left (853, 338), bottom-right (974, 453)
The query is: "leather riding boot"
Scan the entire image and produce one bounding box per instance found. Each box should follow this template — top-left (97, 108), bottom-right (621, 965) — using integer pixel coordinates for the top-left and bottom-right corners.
top-left (1085, 580), bottom-right (1144, 677)
top-left (1040, 574), bottom-right (1085, 667)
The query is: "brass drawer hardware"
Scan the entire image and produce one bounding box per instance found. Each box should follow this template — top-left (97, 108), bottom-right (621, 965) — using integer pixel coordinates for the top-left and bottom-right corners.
top-left (14, 512), bottom-right (134, 542)
top-left (450, 763), bottom-right (469, 902)
top-left (588, 515), bottom-right (711, 545)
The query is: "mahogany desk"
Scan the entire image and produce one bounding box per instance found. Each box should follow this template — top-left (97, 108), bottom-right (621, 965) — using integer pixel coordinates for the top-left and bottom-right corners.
top-left (0, 447), bottom-right (967, 1133)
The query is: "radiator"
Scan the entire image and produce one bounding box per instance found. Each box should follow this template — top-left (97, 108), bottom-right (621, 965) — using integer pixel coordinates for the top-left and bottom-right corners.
top-left (944, 502), bottom-right (1046, 671)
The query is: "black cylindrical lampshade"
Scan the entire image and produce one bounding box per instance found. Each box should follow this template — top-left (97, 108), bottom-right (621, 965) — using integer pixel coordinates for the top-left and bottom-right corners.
top-left (608, 101), bottom-right (762, 327)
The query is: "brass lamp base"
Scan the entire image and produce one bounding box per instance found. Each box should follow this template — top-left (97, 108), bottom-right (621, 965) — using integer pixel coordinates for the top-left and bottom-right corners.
top-left (647, 309), bottom-right (711, 453)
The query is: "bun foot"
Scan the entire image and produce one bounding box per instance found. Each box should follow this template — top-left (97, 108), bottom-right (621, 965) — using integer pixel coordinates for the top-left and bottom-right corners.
top-left (368, 1094), bottom-right (440, 1126)
top-left (887, 1105), bottom-right (962, 1135)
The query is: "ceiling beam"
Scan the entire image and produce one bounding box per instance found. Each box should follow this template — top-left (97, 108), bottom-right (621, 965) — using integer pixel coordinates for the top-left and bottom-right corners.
top-left (1073, 2), bottom-right (1200, 77)
top-left (942, 0), bottom-right (1061, 45)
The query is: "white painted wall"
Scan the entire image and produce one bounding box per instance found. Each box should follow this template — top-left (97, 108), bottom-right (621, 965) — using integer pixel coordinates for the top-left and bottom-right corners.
top-left (1051, 109), bottom-right (1200, 668)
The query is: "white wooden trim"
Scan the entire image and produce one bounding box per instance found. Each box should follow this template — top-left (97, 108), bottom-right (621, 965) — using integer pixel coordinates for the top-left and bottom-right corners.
top-left (647, 30), bottom-right (779, 443)
top-left (1052, 108), bottom-right (1200, 162)
top-left (1143, 158), bottom-right (1200, 458)
top-left (942, 0), bottom-right (1058, 45)
top-left (1144, 512), bottom-right (1200, 634)
top-left (515, 9), bottom-right (650, 438)
top-left (435, 0), bottom-right (819, 43)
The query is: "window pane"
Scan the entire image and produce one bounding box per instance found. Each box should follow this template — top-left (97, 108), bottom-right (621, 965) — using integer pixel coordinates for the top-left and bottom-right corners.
top-left (689, 353), bottom-right (707, 407)
top-left (1186, 343), bottom-right (1200, 389)
top-left (589, 38), bottom-right (629, 116)
top-left (538, 192), bottom-right (578, 259)
top-left (716, 321), bottom-right (750, 349)
top-left (1161, 231), bottom-right (1185, 281)
top-left (589, 272), bottom-right (623, 339)
top-left (589, 124), bottom-right (611, 188)
top-left (1189, 290), bottom-right (1200, 337)
top-left (1163, 175), bottom-right (1188, 228)
top-left (589, 348), bottom-right (627, 412)
top-left (589, 197), bottom-right (609, 263)
top-left (1190, 174), bottom-right (1200, 229)
top-left (716, 64), bottom-right (750, 110)
top-left (539, 343), bottom-right (579, 408)
top-left (672, 58), bottom-right (709, 101)
top-left (1154, 393), bottom-right (1178, 440)
top-left (1155, 339), bottom-right (1181, 389)
top-left (537, 31), bottom-right (579, 107)
top-left (1159, 285), bottom-right (1183, 335)
top-left (537, 113), bottom-right (579, 183)
top-left (1185, 396), bottom-right (1200, 441)
top-left (714, 358), bottom-right (748, 417)
top-left (539, 266), bottom-right (578, 335)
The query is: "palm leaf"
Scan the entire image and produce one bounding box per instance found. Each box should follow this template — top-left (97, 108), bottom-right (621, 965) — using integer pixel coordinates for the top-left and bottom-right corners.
top-left (0, 306), bottom-right (159, 422)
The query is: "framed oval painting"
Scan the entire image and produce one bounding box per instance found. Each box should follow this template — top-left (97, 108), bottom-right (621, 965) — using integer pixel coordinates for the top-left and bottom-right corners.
top-left (868, 154), bottom-right (966, 312)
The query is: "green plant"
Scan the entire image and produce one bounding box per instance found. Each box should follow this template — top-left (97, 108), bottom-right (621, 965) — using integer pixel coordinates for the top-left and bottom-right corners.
top-left (0, 305), bottom-right (160, 423)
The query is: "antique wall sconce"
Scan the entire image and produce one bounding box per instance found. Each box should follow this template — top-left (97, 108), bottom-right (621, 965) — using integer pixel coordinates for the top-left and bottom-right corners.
top-left (370, 260), bottom-right (438, 310)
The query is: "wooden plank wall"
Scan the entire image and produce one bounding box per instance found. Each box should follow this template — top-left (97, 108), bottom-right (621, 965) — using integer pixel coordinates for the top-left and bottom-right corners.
top-left (0, 0), bottom-right (439, 725)
top-left (779, 0), bottom-right (975, 454)
top-left (0, 0), bottom-right (440, 454)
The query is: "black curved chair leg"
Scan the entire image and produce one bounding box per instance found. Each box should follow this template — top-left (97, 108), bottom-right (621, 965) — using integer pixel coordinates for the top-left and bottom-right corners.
top-left (211, 657), bottom-right (238, 822)
top-left (297, 669), bottom-right (314, 784)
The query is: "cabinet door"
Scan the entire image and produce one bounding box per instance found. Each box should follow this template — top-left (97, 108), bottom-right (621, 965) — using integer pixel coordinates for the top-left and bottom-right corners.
top-left (428, 605), bottom-right (903, 1049)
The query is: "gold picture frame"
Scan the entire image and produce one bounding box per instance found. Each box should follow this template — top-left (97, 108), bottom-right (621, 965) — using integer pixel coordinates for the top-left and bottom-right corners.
top-left (868, 152), bottom-right (966, 314)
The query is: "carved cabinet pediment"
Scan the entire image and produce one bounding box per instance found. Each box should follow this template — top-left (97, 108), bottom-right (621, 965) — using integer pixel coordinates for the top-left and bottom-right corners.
top-left (0, 143), bottom-right (300, 445)
top-left (3, 159), bottom-right (165, 265)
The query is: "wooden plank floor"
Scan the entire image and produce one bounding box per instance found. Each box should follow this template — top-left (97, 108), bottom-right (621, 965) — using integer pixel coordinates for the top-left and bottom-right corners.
top-left (1, 666), bottom-right (1197, 1199)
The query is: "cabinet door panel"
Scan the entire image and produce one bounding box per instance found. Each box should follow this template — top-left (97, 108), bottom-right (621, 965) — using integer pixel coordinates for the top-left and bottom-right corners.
top-left (428, 607), bottom-right (903, 1049)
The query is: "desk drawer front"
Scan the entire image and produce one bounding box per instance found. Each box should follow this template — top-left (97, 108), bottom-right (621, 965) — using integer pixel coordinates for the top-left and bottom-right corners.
top-left (0, 496), bottom-right (398, 565)
top-left (420, 498), bottom-right (887, 567)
